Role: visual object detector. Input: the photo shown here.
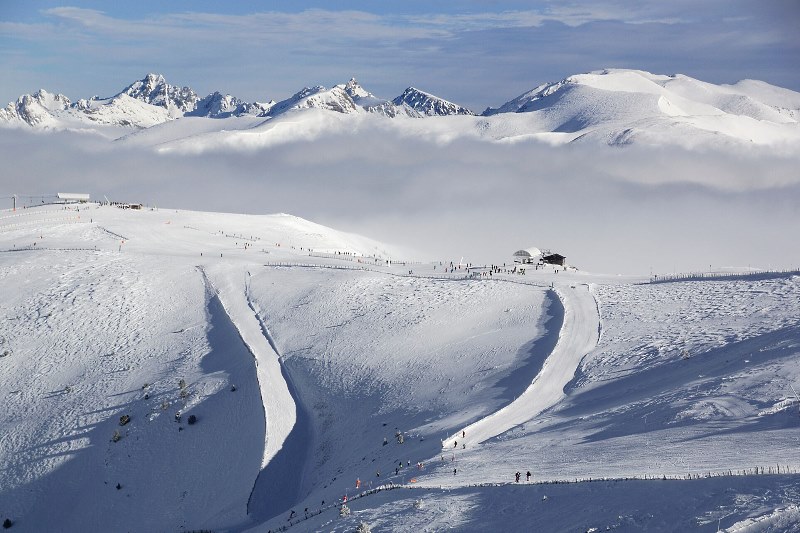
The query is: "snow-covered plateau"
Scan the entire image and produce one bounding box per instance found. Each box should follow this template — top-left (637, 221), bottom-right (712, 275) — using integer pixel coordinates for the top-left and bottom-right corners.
top-left (2, 69), bottom-right (799, 150)
top-left (1, 203), bottom-right (799, 532)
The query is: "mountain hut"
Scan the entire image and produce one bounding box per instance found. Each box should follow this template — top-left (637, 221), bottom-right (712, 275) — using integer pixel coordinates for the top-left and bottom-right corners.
top-left (542, 253), bottom-right (566, 266)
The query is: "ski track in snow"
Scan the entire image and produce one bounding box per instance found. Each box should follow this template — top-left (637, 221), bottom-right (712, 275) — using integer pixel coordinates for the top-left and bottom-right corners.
top-left (199, 265), bottom-right (302, 522)
top-left (443, 283), bottom-right (600, 447)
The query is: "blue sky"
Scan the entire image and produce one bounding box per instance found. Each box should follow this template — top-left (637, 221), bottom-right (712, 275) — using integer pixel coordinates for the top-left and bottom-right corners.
top-left (2, 1), bottom-right (799, 111)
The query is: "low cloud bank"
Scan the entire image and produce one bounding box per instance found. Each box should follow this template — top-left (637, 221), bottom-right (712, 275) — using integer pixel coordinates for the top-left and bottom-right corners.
top-left (1, 127), bottom-right (798, 275)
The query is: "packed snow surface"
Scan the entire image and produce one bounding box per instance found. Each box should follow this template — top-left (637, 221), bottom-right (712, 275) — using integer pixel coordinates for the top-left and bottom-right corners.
top-left (1, 204), bottom-right (799, 532)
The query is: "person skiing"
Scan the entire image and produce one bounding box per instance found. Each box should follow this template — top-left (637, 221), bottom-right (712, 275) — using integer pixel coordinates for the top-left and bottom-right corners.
top-left (356, 478), bottom-right (361, 489)
top-left (454, 440), bottom-right (458, 448)
top-left (515, 472), bottom-right (521, 483)
top-left (453, 468), bottom-right (457, 476)
top-left (526, 471), bottom-right (531, 482)
top-left (462, 430), bottom-right (465, 438)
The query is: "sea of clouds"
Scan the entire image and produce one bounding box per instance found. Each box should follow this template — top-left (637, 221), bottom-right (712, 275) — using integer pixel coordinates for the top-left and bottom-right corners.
top-left (1, 124), bottom-right (798, 275)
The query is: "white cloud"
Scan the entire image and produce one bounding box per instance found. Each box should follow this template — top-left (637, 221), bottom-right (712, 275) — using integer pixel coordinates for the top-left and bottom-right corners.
top-left (1, 125), bottom-right (797, 275)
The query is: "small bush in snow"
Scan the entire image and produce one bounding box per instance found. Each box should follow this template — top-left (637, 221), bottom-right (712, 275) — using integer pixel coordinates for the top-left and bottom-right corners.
top-left (3, 518), bottom-right (13, 529)
top-left (339, 504), bottom-right (350, 517)
top-left (111, 430), bottom-right (121, 442)
top-left (119, 414), bottom-right (130, 426)
top-left (413, 499), bottom-right (424, 510)
top-left (179, 379), bottom-right (186, 390)
top-left (355, 521), bottom-right (371, 533)
top-left (187, 414), bottom-right (197, 425)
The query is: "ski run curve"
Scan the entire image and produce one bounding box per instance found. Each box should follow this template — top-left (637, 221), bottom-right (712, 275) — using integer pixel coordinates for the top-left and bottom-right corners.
top-left (200, 266), bottom-right (296, 472)
top-left (445, 283), bottom-right (600, 447)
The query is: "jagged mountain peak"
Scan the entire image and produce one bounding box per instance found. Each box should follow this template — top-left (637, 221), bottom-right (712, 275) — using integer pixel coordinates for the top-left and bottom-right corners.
top-left (342, 78), bottom-right (372, 99)
top-left (118, 73), bottom-right (198, 113)
top-left (392, 87), bottom-right (474, 116)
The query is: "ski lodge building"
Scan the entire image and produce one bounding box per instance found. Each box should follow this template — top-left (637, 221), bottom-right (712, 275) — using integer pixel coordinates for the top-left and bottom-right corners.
top-left (513, 247), bottom-right (567, 267)
top-left (512, 247), bottom-right (542, 264)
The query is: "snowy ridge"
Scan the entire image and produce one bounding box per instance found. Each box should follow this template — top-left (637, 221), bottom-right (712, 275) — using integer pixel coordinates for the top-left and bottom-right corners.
top-left (187, 91), bottom-right (274, 118)
top-left (481, 69), bottom-right (800, 146)
top-left (265, 85), bottom-right (361, 116)
top-left (3, 68), bottom-right (798, 149)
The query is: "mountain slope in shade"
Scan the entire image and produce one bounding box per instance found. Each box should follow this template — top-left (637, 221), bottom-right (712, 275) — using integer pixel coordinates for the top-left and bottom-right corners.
top-left (392, 87), bottom-right (475, 116)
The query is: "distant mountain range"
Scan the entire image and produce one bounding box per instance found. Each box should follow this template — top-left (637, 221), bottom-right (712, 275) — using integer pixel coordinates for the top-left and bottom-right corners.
top-left (2, 69), bottom-right (799, 149)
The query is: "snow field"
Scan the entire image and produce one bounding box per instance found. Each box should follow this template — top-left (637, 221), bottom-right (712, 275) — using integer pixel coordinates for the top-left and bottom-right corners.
top-left (2, 204), bottom-right (800, 532)
top-left (0, 249), bottom-right (265, 531)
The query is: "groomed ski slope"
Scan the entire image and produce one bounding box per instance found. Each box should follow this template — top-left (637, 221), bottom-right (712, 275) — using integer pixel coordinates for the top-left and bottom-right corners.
top-left (1, 204), bottom-right (799, 532)
top-left (444, 284), bottom-right (600, 447)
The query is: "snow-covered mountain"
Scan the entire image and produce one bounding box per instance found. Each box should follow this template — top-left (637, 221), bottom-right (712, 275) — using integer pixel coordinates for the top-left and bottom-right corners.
top-left (2, 203), bottom-right (799, 532)
top-left (392, 87), bottom-right (475, 116)
top-left (186, 91), bottom-right (274, 118)
top-left (0, 89), bottom-right (71, 127)
top-left (118, 73), bottom-right (199, 113)
top-left (265, 84), bottom-right (361, 116)
top-left (2, 69), bottom-right (799, 149)
top-left (341, 78), bottom-right (421, 118)
top-left (481, 69), bottom-right (800, 146)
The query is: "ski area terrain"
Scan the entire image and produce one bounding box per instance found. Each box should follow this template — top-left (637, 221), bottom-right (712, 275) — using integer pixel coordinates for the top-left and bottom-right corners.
top-left (1, 203), bottom-right (799, 532)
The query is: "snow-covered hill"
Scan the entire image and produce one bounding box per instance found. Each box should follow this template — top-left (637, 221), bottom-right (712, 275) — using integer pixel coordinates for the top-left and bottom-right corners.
top-left (481, 69), bottom-right (800, 146)
top-left (1, 203), bottom-right (799, 532)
